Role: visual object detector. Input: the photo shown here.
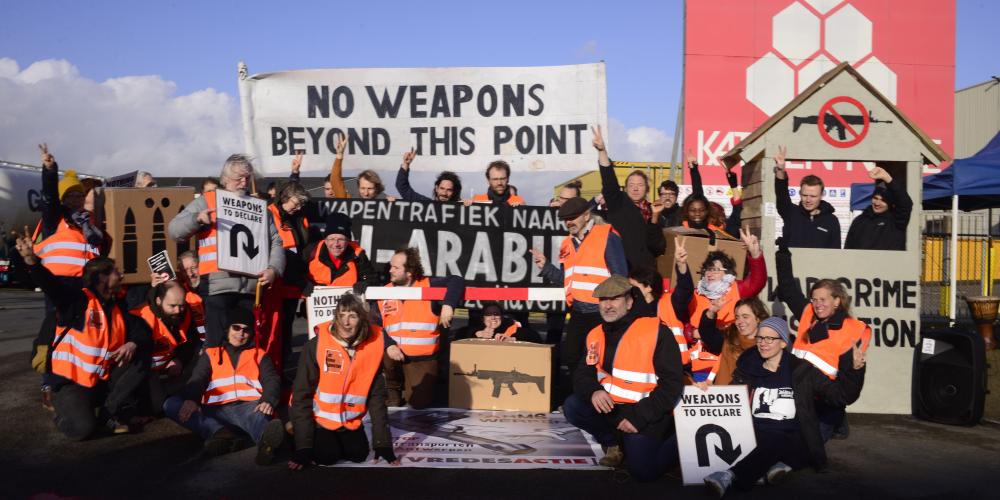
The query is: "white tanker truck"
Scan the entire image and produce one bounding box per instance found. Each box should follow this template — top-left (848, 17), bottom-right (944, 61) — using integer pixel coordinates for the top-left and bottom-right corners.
top-left (0, 160), bottom-right (102, 237)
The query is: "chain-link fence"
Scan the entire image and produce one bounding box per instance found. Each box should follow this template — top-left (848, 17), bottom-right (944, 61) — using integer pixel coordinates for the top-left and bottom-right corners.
top-left (921, 209), bottom-right (1000, 324)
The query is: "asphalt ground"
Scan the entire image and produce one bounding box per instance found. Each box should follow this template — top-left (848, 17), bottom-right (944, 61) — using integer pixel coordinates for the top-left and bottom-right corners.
top-left (1, 288), bottom-right (999, 500)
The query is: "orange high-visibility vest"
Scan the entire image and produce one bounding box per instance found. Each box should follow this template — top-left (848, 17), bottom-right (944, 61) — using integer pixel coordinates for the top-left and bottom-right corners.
top-left (50, 289), bottom-right (125, 388)
top-left (131, 303), bottom-right (191, 372)
top-left (560, 224), bottom-right (615, 307)
top-left (792, 305), bottom-right (871, 379)
top-left (32, 218), bottom-right (101, 278)
top-left (267, 204), bottom-right (309, 253)
top-left (196, 192), bottom-right (219, 275)
top-left (307, 242), bottom-right (360, 286)
top-left (682, 221), bottom-right (724, 232)
top-left (312, 322), bottom-right (385, 431)
top-left (585, 316), bottom-right (660, 403)
top-left (689, 285), bottom-right (741, 329)
top-left (657, 292), bottom-right (690, 365)
top-left (201, 346), bottom-right (266, 405)
top-left (689, 339), bottom-right (721, 384)
top-left (472, 193), bottom-right (525, 206)
top-left (184, 287), bottom-right (207, 341)
top-left (497, 321), bottom-right (521, 340)
top-left (378, 278), bottom-right (440, 357)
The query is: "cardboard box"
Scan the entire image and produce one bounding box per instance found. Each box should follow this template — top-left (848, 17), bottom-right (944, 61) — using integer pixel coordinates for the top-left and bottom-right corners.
top-left (449, 339), bottom-right (553, 413)
top-left (103, 187), bottom-right (195, 284)
top-left (658, 227), bottom-right (747, 287)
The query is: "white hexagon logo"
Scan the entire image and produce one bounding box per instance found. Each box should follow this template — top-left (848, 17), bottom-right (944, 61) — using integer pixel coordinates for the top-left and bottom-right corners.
top-left (745, 1), bottom-right (897, 114)
top-left (746, 52), bottom-right (796, 116)
top-left (824, 5), bottom-right (873, 64)
top-left (856, 56), bottom-right (897, 103)
top-left (773, 3), bottom-right (821, 62)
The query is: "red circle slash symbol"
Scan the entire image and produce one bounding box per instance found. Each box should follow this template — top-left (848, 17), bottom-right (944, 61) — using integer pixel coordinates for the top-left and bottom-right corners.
top-left (817, 96), bottom-right (869, 148)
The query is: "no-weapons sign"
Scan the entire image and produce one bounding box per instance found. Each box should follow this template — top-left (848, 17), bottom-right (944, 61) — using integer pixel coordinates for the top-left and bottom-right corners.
top-left (216, 190), bottom-right (269, 276)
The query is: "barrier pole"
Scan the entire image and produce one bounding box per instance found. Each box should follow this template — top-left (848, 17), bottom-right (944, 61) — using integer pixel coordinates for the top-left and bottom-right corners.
top-left (950, 195), bottom-right (958, 324)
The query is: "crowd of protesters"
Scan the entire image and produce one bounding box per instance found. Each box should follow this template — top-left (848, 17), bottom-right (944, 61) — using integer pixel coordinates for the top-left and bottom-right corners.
top-left (15, 129), bottom-right (890, 491)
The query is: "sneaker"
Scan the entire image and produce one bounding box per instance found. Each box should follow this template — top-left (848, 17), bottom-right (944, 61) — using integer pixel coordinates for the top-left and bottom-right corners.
top-left (41, 387), bottom-right (54, 412)
top-left (203, 427), bottom-right (239, 458)
top-left (255, 419), bottom-right (285, 465)
top-left (105, 417), bottom-right (130, 435)
top-left (704, 470), bottom-right (734, 497)
top-left (598, 445), bottom-right (624, 468)
top-left (766, 462), bottom-right (793, 485)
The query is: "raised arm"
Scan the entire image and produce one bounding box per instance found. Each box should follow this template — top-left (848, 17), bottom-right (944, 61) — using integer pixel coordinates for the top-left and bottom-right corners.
top-left (775, 239), bottom-right (808, 319)
top-left (330, 134), bottom-right (348, 198)
top-left (773, 146), bottom-right (794, 218)
top-left (687, 150), bottom-right (704, 199)
top-left (394, 148), bottom-right (430, 202)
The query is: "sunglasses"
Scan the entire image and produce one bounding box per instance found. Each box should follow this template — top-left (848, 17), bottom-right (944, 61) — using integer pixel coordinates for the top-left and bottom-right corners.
top-left (230, 324), bottom-right (250, 332)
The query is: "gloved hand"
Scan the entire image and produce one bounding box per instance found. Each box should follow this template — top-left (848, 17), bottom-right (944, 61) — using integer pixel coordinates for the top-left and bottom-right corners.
top-left (352, 281), bottom-right (369, 296)
top-left (31, 345), bottom-right (48, 374)
top-left (289, 448), bottom-right (313, 470)
top-left (373, 446), bottom-right (397, 463)
top-left (726, 170), bottom-right (739, 189)
top-left (775, 237), bottom-right (790, 255)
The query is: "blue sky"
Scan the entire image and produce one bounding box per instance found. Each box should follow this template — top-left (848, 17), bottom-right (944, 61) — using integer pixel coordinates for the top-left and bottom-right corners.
top-left (1, 0), bottom-right (997, 201)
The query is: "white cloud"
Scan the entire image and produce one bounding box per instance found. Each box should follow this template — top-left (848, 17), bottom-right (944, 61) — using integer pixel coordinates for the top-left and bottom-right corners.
top-left (576, 40), bottom-right (600, 58)
top-left (607, 117), bottom-right (675, 162)
top-left (0, 58), bottom-right (241, 178)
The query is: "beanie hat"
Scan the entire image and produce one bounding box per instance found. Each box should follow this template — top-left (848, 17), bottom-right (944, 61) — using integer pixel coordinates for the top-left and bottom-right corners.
top-left (324, 212), bottom-right (352, 239)
top-left (226, 306), bottom-right (256, 336)
top-left (58, 170), bottom-right (85, 201)
top-left (758, 316), bottom-right (791, 347)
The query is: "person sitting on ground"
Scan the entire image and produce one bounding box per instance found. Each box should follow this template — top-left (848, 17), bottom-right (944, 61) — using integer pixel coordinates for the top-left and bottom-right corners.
top-left (395, 148), bottom-right (463, 202)
top-left (773, 145), bottom-right (841, 249)
top-left (592, 125), bottom-right (666, 270)
top-left (774, 239), bottom-right (871, 441)
top-left (703, 317), bottom-right (866, 496)
top-left (131, 281), bottom-right (198, 414)
top-left (175, 251), bottom-right (207, 341)
top-left (671, 228), bottom-right (766, 330)
top-left (464, 160), bottom-right (525, 206)
top-left (564, 275), bottom-right (685, 480)
top-left (163, 307), bottom-right (285, 464)
top-left (17, 230), bottom-right (152, 439)
top-left (288, 294), bottom-right (401, 469)
top-left (696, 297), bottom-right (770, 386)
top-left (629, 266), bottom-right (690, 368)
top-left (456, 301), bottom-right (542, 343)
top-left (844, 166), bottom-right (912, 251)
top-left (135, 171), bottom-right (157, 188)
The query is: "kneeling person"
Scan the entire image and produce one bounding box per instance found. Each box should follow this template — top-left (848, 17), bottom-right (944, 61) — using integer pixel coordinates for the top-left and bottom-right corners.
top-left (163, 307), bottom-right (284, 464)
top-left (564, 275), bottom-right (685, 481)
top-left (289, 294), bottom-right (400, 469)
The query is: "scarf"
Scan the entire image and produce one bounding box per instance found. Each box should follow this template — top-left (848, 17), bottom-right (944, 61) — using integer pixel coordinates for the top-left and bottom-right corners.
top-left (633, 198), bottom-right (652, 223)
top-left (696, 274), bottom-right (736, 300)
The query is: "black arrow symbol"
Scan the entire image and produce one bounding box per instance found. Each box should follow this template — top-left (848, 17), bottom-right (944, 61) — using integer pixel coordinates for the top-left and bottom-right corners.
top-left (230, 223), bottom-right (259, 259)
top-left (695, 424), bottom-right (742, 466)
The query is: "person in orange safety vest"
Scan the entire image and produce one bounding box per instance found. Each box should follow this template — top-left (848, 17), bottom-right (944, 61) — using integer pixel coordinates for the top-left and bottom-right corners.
top-left (132, 281), bottom-right (199, 414)
top-left (563, 275), bottom-right (685, 481)
top-left (289, 293), bottom-right (402, 469)
top-left (463, 160), bottom-right (525, 206)
top-left (164, 306), bottom-right (285, 464)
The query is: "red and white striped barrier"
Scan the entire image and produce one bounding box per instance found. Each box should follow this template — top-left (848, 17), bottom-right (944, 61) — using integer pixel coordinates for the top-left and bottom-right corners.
top-left (364, 287), bottom-right (565, 302)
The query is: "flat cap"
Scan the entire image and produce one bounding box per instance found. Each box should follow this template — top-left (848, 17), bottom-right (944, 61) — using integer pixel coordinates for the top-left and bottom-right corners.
top-left (558, 197), bottom-right (590, 220)
top-left (592, 275), bottom-right (633, 299)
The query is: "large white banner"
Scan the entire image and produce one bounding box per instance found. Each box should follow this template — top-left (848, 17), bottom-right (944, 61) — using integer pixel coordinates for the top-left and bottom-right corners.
top-left (238, 63), bottom-right (608, 174)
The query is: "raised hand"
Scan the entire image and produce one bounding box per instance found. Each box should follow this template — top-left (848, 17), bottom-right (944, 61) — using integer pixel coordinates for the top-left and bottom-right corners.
top-left (739, 226), bottom-right (761, 258)
top-left (290, 151), bottom-right (304, 174)
top-left (529, 248), bottom-right (547, 269)
top-left (401, 148), bottom-right (416, 170)
top-left (38, 143), bottom-right (55, 169)
top-left (685, 148), bottom-right (697, 168)
top-left (591, 125), bottom-right (606, 152)
top-left (868, 166), bottom-right (892, 183)
top-left (674, 235), bottom-right (689, 274)
top-left (335, 133), bottom-right (347, 158)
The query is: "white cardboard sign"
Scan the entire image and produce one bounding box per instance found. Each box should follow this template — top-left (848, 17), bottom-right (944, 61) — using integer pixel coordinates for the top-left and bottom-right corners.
top-left (674, 385), bottom-right (757, 485)
top-left (306, 286), bottom-right (353, 338)
top-left (215, 190), bottom-right (269, 276)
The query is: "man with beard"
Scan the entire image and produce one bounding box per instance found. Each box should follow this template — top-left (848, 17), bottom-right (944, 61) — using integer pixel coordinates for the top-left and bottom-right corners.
top-left (375, 247), bottom-right (464, 409)
top-left (131, 281), bottom-right (199, 414)
top-left (465, 160), bottom-right (525, 206)
top-left (395, 148), bottom-right (463, 202)
top-left (563, 275), bottom-right (684, 479)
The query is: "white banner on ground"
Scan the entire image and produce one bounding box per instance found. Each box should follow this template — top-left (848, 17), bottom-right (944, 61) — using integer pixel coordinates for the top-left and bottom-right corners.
top-left (238, 63), bottom-right (608, 174)
top-left (215, 190), bottom-right (268, 276)
top-left (306, 286), bottom-right (352, 338)
top-left (674, 385), bottom-right (757, 485)
top-left (333, 408), bottom-right (605, 469)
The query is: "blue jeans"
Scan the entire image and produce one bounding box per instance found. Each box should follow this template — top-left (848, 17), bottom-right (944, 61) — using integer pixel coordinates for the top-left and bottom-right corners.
top-left (563, 393), bottom-right (679, 482)
top-left (163, 396), bottom-right (271, 443)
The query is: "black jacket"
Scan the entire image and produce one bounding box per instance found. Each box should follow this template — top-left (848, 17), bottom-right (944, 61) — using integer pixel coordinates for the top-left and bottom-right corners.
top-left (297, 241), bottom-right (379, 296)
top-left (291, 333), bottom-right (391, 452)
top-left (732, 348), bottom-right (865, 470)
top-left (844, 179), bottom-right (912, 250)
top-left (181, 341), bottom-right (281, 408)
top-left (600, 161), bottom-right (667, 270)
top-left (573, 309), bottom-right (685, 440)
top-left (775, 177), bottom-right (841, 249)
